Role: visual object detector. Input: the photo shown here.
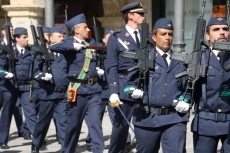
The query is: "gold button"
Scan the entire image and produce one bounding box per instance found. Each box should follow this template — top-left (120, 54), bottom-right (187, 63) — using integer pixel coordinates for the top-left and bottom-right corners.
top-left (163, 94), bottom-right (166, 98)
top-left (218, 109), bottom-right (222, 113)
top-left (162, 106), bottom-right (165, 109)
top-left (164, 83), bottom-right (167, 86)
top-left (199, 107), bottom-right (201, 109)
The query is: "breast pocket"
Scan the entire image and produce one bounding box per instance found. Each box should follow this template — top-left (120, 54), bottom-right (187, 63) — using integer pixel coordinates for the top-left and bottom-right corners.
top-left (151, 68), bottom-right (161, 85)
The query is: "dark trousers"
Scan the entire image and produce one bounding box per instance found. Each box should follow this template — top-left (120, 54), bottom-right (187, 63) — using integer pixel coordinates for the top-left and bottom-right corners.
top-left (0, 91), bottom-right (37, 144)
top-left (134, 122), bottom-right (186, 153)
top-left (32, 98), bottom-right (69, 150)
top-left (64, 93), bottom-right (104, 153)
top-left (193, 133), bottom-right (230, 153)
top-left (108, 100), bottom-right (136, 153)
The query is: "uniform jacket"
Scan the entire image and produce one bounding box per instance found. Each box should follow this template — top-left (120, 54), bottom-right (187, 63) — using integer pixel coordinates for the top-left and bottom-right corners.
top-left (191, 48), bottom-right (230, 136)
top-left (132, 48), bottom-right (190, 128)
top-left (34, 52), bottom-right (69, 100)
top-left (49, 37), bottom-right (104, 95)
top-left (105, 28), bottom-right (143, 102)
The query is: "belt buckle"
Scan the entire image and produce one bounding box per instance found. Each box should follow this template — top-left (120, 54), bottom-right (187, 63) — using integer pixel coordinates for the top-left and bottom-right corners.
top-left (215, 113), bottom-right (226, 122)
top-left (88, 78), bottom-right (94, 85)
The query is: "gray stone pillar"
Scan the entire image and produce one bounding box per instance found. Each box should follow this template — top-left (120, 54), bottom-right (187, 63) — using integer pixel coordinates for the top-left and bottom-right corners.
top-left (45, 0), bottom-right (54, 27)
top-left (173, 0), bottom-right (186, 52)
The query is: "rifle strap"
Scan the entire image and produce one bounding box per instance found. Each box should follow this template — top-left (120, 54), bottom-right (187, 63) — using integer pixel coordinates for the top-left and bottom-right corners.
top-left (67, 41), bottom-right (92, 102)
top-left (114, 35), bottom-right (129, 50)
top-left (201, 51), bottom-right (208, 110)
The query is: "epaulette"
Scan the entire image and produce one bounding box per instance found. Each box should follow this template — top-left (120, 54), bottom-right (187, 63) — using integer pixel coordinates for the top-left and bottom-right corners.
top-left (112, 30), bottom-right (121, 35)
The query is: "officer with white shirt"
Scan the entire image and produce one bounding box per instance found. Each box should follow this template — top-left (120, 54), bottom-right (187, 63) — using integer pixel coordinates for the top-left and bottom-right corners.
top-left (132, 18), bottom-right (191, 153)
top-left (49, 13), bottom-right (106, 153)
top-left (31, 26), bottom-right (70, 153)
top-left (105, 1), bottom-right (146, 152)
top-left (192, 17), bottom-right (230, 153)
top-left (0, 27), bottom-right (38, 149)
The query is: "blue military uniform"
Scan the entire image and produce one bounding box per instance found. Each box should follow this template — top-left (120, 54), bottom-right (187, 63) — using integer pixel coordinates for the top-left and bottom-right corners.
top-left (105, 2), bottom-right (147, 152)
top-left (192, 17), bottom-right (230, 153)
top-left (132, 18), bottom-right (190, 153)
top-left (49, 14), bottom-right (105, 153)
top-left (31, 26), bottom-right (70, 152)
top-left (0, 27), bottom-right (38, 148)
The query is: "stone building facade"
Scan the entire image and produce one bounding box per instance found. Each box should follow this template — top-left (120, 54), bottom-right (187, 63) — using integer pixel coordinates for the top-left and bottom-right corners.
top-left (0, 0), bottom-right (152, 43)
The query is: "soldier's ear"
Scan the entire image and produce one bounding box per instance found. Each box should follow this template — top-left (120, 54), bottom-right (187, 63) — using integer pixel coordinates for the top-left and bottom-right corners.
top-left (205, 33), bottom-right (210, 41)
top-left (152, 34), bottom-right (156, 43)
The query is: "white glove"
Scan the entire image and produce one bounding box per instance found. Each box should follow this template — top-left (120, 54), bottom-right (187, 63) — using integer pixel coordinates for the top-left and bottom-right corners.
top-left (175, 101), bottom-right (189, 113)
top-left (109, 93), bottom-right (123, 107)
top-left (5, 72), bottom-right (13, 79)
top-left (73, 43), bottom-right (85, 51)
top-left (131, 89), bottom-right (144, 99)
top-left (96, 67), bottom-right (104, 76)
top-left (41, 73), bottom-right (52, 81)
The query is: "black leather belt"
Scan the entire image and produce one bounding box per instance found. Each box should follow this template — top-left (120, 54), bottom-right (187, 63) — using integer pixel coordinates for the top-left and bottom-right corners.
top-left (195, 111), bottom-right (230, 122)
top-left (41, 84), bottom-right (67, 92)
top-left (139, 105), bottom-right (176, 115)
top-left (17, 81), bottom-right (30, 85)
top-left (69, 77), bottom-right (98, 85)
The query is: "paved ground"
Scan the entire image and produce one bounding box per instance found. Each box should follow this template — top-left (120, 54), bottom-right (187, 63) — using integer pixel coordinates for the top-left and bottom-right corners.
top-left (0, 111), bottom-right (222, 153)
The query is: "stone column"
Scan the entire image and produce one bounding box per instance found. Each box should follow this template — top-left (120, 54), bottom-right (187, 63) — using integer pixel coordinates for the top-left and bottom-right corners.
top-left (2, 0), bottom-right (45, 44)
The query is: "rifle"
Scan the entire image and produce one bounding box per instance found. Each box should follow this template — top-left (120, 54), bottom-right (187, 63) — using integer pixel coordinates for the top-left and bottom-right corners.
top-left (28, 24), bottom-right (40, 101)
top-left (0, 24), bottom-right (18, 85)
top-left (170, 0), bottom-right (209, 100)
top-left (93, 17), bottom-right (100, 42)
top-left (65, 5), bottom-right (69, 37)
top-left (30, 26), bottom-right (53, 73)
top-left (121, 20), bottom-right (154, 91)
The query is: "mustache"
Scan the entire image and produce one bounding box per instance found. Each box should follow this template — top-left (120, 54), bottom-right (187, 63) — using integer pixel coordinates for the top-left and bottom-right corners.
top-left (217, 37), bottom-right (227, 41)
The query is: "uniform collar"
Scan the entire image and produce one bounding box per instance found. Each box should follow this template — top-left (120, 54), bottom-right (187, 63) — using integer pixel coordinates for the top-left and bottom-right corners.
top-left (74, 36), bottom-right (84, 44)
top-left (155, 46), bottom-right (171, 57)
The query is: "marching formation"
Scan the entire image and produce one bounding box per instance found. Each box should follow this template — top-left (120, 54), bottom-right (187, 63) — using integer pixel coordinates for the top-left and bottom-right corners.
top-left (0, 1), bottom-right (230, 153)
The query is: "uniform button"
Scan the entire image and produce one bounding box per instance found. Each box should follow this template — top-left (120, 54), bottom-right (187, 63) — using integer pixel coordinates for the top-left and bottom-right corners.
top-left (143, 100), bottom-right (145, 103)
top-left (74, 74), bottom-right (76, 76)
top-left (220, 72), bottom-right (222, 76)
top-left (219, 97), bottom-right (222, 101)
top-left (114, 82), bottom-right (116, 84)
top-left (218, 109), bottom-right (222, 113)
top-left (163, 94), bottom-right (166, 98)
top-left (87, 76), bottom-right (89, 78)
top-left (58, 83), bottom-right (60, 85)
top-left (165, 73), bottom-right (168, 76)
top-left (164, 83), bottom-right (167, 86)
top-left (207, 74), bottom-right (209, 76)
top-left (58, 76), bottom-right (60, 77)
top-left (199, 107), bottom-right (201, 109)
top-left (162, 106), bottom-right (165, 109)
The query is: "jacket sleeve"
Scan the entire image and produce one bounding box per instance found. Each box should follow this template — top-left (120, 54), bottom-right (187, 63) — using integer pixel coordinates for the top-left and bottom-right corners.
top-left (105, 34), bottom-right (119, 94)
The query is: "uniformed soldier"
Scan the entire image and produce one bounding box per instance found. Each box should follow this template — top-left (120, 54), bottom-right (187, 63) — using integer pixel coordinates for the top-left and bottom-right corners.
top-left (49, 13), bottom-right (105, 153)
top-left (105, 1), bottom-right (146, 153)
top-left (0, 22), bottom-right (26, 138)
top-left (0, 27), bottom-right (38, 149)
top-left (31, 26), bottom-right (69, 153)
top-left (132, 18), bottom-right (190, 153)
top-left (192, 17), bottom-right (230, 153)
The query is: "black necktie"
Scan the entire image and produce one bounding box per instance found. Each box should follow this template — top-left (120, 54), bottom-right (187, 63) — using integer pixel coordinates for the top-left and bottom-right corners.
top-left (217, 51), bottom-right (223, 64)
top-left (162, 54), bottom-right (168, 67)
top-left (20, 49), bottom-right (23, 58)
top-left (134, 31), bottom-right (140, 48)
